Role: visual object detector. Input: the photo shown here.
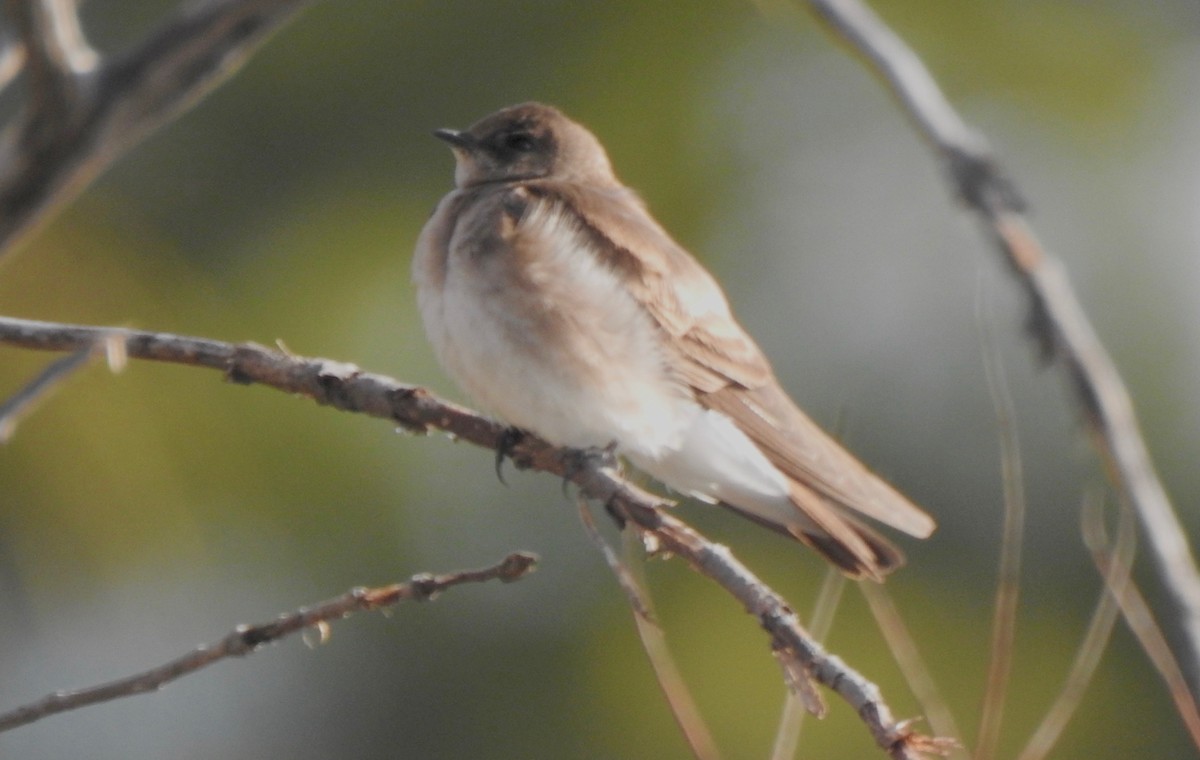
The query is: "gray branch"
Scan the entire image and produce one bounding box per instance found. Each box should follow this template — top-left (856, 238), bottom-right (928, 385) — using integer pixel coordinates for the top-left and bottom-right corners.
top-left (0, 315), bottom-right (936, 759)
top-left (807, 0), bottom-right (1200, 698)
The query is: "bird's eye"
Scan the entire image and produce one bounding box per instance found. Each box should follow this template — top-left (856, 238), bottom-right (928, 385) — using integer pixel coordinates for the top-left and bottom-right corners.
top-left (503, 133), bottom-right (536, 152)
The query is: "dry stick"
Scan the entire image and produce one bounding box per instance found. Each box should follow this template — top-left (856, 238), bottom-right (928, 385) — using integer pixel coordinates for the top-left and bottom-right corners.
top-left (624, 515), bottom-right (725, 760)
top-left (805, 0), bottom-right (1200, 696)
top-left (576, 498), bottom-right (721, 760)
top-left (0, 552), bottom-right (538, 734)
top-left (0, 316), bottom-right (932, 759)
top-left (859, 583), bottom-right (964, 756)
top-left (0, 0), bottom-right (315, 255)
top-left (1014, 492), bottom-right (1133, 760)
top-left (577, 499), bottom-right (658, 624)
top-left (974, 276), bottom-right (1027, 760)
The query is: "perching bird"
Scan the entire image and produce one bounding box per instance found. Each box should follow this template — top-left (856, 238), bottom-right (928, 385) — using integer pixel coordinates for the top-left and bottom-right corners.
top-left (413, 102), bottom-right (935, 580)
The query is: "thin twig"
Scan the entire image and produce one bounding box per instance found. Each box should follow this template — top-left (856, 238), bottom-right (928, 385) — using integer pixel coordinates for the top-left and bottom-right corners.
top-left (805, 0), bottom-right (1200, 698)
top-left (577, 498), bottom-right (656, 623)
top-left (1085, 505), bottom-right (1200, 750)
top-left (0, 330), bottom-right (124, 440)
top-left (0, 315), bottom-right (932, 758)
top-left (1015, 491), bottom-right (1132, 760)
top-left (0, 552), bottom-right (538, 734)
top-left (578, 496), bottom-right (723, 760)
top-left (0, 346), bottom-right (94, 441)
top-left (860, 583), bottom-right (964, 755)
top-left (974, 274), bottom-right (1027, 760)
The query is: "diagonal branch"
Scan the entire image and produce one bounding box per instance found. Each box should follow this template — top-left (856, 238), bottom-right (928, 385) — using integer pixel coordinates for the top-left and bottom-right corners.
top-left (805, 0), bottom-right (1200, 698)
top-left (0, 552), bottom-right (538, 734)
top-left (0, 346), bottom-right (95, 441)
top-left (0, 0), bottom-right (316, 255)
top-left (0, 314), bottom-right (935, 759)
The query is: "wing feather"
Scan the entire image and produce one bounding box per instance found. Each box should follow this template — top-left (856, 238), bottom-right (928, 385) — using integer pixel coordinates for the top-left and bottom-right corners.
top-left (524, 180), bottom-right (935, 548)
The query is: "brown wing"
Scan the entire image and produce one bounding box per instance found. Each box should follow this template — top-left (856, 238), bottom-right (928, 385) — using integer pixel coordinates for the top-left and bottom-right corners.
top-left (525, 181), bottom-right (935, 566)
top-left (702, 383), bottom-right (934, 537)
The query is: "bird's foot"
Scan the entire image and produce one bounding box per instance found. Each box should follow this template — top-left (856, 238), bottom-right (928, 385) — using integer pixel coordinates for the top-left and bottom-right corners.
top-left (560, 441), bottom-right (620, 497)
top-left (493, 426), bottom-right (529, 485)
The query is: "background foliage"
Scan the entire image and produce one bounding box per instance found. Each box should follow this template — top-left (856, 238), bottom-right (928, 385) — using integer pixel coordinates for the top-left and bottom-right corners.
top-left (1, 1), bottom-right (1198, 757)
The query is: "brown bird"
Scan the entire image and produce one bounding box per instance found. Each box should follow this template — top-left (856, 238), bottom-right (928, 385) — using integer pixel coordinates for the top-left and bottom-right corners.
top-left (413, 102), bottom-right (935, 579)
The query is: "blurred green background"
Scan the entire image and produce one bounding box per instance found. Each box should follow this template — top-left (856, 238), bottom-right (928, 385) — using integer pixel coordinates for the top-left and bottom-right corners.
top-left (1, 1), bottom-right (1198, 757)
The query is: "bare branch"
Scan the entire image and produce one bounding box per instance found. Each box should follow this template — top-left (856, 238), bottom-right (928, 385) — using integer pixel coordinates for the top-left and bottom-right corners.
top-left (805, 0), bottom-right (1200, 698)
top-left (0, 315), bottom-right (935, 757)
top-left (0, 0), bottom-right (315, 254)
top-left (0, 552), bottom-right (538, 734)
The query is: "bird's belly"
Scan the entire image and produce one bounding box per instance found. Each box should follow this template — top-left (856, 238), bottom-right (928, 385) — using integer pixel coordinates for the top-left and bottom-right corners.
top-left (422, 250), bottom-right (685, 455)
top-left (424, 266), bottom-right (793, 519)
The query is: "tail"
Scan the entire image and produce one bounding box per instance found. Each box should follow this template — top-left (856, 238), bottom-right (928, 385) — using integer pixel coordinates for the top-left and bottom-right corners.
top-left (720, 487), bottom-right (904, 581)
top-left (790, 516), bottom-right (904, 581)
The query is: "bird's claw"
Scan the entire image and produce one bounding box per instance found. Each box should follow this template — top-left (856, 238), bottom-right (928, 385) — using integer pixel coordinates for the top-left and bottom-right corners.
top-left (494, 426), bottom-right (528, 485)
top-left (560, 441), bottom-right (620, 497)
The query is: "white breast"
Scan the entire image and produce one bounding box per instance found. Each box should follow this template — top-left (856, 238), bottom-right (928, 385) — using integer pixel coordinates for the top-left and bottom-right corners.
top-left (418, 195), bottom-right (687, 454)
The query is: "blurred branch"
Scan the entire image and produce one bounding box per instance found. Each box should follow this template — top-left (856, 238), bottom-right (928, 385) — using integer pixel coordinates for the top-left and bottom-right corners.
top-left (0, 552), bottom-right (539, 734)
top-left (805, 0), bottom-right (1200, 699)
top-left (1085, 503), bottom-right (1200, 750)
top-left (1015, 491), bottom-right (1133, 760)
top-left (974, 276), bottom-right (1027, 760)
top-left (0, 330), bottom-right (124, 441)
top-left (576, 502), bottom-right (721, 760)
top-left (861, 583), bottom-right (964, 756)
top-left (0, 0), bottom-right (315, 256)
top-left (0, 346), bottom-right (93, 441)
top-left (0, 315), bottom-right (940, 758)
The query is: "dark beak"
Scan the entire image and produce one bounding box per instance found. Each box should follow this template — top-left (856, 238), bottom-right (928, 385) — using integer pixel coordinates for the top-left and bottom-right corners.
top-left (433, 128), bottom-right (472, 149)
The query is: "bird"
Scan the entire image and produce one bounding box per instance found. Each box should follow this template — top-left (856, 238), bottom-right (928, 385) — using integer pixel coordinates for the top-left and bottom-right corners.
top-left (412, 102), bottom-right (935, 580)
